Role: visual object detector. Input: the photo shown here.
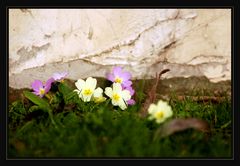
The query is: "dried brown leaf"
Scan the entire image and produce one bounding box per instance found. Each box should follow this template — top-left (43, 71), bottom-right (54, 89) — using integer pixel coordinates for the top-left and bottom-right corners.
top-left (154, 118), bottom-right (210, 139)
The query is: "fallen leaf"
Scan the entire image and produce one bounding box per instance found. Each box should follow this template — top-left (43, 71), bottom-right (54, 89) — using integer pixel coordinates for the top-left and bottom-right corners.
top-left (154, 118), bottom-right (210, 139)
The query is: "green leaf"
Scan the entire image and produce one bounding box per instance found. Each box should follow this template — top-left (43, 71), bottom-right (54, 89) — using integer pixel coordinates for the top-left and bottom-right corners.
top-left (58, 83), bottom-right (75, 103)
top-left (9, 100), bottom-right (27, 115)
top-left (28, 105), bottom-right (41, 113)
top-left (23, 91), bottom-right (51, 112)
top-left (24, 91), bottom-right (58, 128)
top-left (58, 83), bottom-right (72, 96)
top-left (65, 91), bottom-right (78, 102)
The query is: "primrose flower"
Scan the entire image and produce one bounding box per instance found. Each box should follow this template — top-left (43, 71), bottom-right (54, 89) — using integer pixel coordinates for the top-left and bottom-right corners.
top-left (31, 78), bottom-right (54, 98)
top-left (105, 83), bottom-right (131, 110)
top-left (123, 86), bottom-right (136, 105)
top-left (148, 100), bottom-right (173, 124)
top-left (127, 99), bottom-right (136, 105)
top-left (107, 66), bottom-right (132, 88)
top-left (74, 77), bottom-right (103, 102)
top-left (93, 96), bottom-right (107, 103)
top-left (52, 71), bottom-right (68, 82)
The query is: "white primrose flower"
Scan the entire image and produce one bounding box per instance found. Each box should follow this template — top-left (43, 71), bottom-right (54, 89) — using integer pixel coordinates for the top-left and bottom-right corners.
top-left (148, 100), bottom-right (173, 124)
top-left (104, 83), bottom-right (131, 110)
top-left (74, 77), bottom-right (103, 102)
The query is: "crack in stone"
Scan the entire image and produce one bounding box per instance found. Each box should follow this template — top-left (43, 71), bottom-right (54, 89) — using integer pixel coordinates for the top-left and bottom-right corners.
top-left (16, 43), bottom-right (50, 63)
top-left (186, 54), bottom-right (229, 65)
top-left (10, 43), bottom-right (51, 74)
top-left (80, 10), bottom-right (193, 60)
top-left (12, 10), bottom-right (199, 73)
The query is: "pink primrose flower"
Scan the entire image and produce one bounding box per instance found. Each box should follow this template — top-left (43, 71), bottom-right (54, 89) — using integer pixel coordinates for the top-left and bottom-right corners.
top-left (107, 66), bottom-right (132, 88)
top-left (31, 78), bottom-right (54, 98)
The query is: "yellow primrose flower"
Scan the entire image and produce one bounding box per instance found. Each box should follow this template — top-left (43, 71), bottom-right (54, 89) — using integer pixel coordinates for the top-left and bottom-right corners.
top-left (74, 77), bottom-right (103, 102)
top-left (104, 83), bottom-right (131, 110)
top-left (93, 96), bottom-right (107, 103)
top-left (148, 100), bottom-right (173, 124)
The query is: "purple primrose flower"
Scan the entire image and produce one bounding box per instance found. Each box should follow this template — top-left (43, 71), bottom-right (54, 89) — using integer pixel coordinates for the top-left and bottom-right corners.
top-left (123, 86), bottom-right (135, 96)
top-left (31, 77), bottom-right (54, 98)
top-left (52, 71), bottom-right (68, 82)
top-left (107, 66), bottom-right (132, 88)
top-left (127, 99), bottom-right (136, 105)
top-left (123, 86), bottom-right (136, 105)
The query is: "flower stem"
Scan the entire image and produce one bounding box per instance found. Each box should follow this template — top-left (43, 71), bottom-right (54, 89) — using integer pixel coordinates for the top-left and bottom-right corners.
top-left (47, 108), bottom-right (58, 129)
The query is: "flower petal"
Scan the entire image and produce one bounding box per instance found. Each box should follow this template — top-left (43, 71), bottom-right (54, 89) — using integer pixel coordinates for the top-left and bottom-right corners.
top-left (121, 71), bottom-right (132, 81)
top-left (105, 87), bottom-right (113, 98)
top-left (122, 80), bottom-right (132, 88)
top-left (163, 106), bottom-right (173, 118)
top-left (79, 93), bottom-right (84, 101)
top-left (32, 91), bottom-right (40, 96)
top-left (148, 104), bottom-right (157, 114)
top-left (52, 73), bottom-right (61, 80)
top-left (127, 99), bottom-right (135, 105)
top-left (156, 118), bottom-right (166, 124)
top-left (62, 71), bottom-right (68, 77)
top-left (45, 77), bottom-right (54, 93)
top-left (31, 80), bottom-right (43, 92)
top-left (111, 99), bottom-right (120, 106)
top-left (112, 83), bottom-right (122, 93)
top-left (52, 72), bottom-right (68, 81)
top-left (106, 73), bottom-right (115, 82)
top-left (75, 79), bottom-right (85, 91)
top-left (82, 94), bottom-right (92, 102)
top-left (113, 66), bottom-right (122, 75)
top-left (121, 90), bottom-right (131, 101)
top-left (93, 87), bottom-right (103, 98)
top-left (86, 77), bottom-right (97, 90)
top-left (124, 86), bottom-right (135, 96)
top-left (157, 100), bottom-right (165, 107)
top-left (118, 98), bottom-right (127, 110)
top-left (94, 96), bottom-right (106, 103)
top-left (74, 89), bottom-right (81, 95)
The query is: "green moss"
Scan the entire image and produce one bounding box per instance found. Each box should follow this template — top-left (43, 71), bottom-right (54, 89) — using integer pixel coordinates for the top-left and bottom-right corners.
top-left (8, 77), bottom-right (232, 158)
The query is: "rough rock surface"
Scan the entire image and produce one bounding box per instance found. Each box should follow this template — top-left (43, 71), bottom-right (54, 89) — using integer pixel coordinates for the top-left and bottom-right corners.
top-left (9, 9), bottom-right (231, 89)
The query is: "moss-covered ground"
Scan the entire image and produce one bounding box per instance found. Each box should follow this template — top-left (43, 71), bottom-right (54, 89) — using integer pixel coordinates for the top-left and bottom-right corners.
top-left (8, 78), bottom-right (232, 158)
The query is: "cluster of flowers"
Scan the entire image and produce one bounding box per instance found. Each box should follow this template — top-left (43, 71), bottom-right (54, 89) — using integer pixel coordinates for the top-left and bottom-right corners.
top-left (31, 72), bottom-right (68, 98)
top-left (30, 66), bottom-right (173, 124)
top-left (74, 66), bottom-right (135, 110)
top-left (31, 67), bottom-right (135, 110)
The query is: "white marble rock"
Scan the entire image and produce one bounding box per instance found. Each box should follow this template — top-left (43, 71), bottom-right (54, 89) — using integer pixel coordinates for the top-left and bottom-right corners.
top-left (9, 9), bottom-right (231, 89)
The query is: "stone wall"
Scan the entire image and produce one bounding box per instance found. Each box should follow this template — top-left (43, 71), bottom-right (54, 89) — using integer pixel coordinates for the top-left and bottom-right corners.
top-left (9, 9), bottom-right (231, 89)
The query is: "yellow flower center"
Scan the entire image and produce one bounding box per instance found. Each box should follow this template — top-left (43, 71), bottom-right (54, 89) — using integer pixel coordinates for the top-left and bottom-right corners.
top-left (112, 93), bottom-right (120, 101)
top-left (115, 77), bottom-right (122, 83)
top-left (155, 111), bottom-right (164, 119)
top-left (39, 88), bottom-right (45, 95)
top-left (83, 89), bottom-right (93, 96)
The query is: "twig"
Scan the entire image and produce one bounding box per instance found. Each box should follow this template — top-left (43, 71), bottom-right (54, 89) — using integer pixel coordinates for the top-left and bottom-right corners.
top-left (139, 69), bottom-right (170, 118)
